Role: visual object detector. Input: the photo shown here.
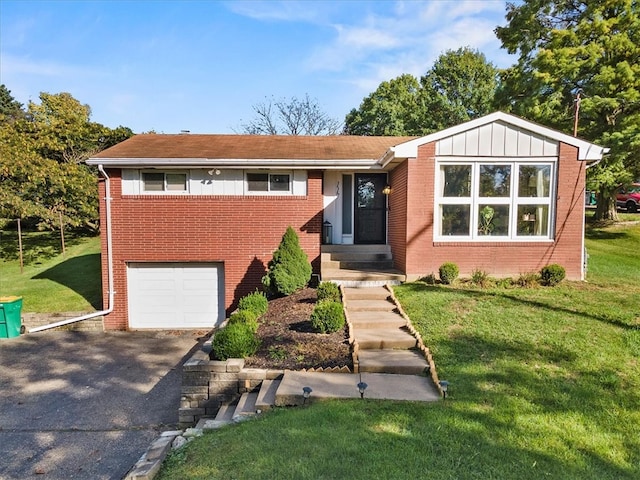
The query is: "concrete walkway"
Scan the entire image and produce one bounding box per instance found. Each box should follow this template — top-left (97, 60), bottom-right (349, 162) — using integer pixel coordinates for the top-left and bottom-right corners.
top-left (275, 285), bottom-right (441, 405)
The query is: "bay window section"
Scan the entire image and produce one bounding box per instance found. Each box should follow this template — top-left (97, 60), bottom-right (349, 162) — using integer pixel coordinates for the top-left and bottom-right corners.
top-left (439, 165), bottom-right (471, 236)
top-left (437, 161), bottom-right (554, 240)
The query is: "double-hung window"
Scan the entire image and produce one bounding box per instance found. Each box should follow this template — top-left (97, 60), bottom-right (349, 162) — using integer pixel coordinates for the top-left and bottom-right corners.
top-left (142, 172), bottom-right (188, 193)
top-left (437, 161), bottom-right (554, 240)
top-left (246, 172), bottom-right (291, 194)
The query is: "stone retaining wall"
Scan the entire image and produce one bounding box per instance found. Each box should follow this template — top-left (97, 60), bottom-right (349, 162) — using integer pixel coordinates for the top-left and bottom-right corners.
top-left (178, 341), bottom-right (282, 425)
top-left (22, 312), bottom-right (104, 332)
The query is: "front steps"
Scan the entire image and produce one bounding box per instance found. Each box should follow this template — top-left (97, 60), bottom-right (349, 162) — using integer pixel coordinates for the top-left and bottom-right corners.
top-left (343, 287), bottom-right (432, 377)
top-left (321, 245), bottom-right (404, 286)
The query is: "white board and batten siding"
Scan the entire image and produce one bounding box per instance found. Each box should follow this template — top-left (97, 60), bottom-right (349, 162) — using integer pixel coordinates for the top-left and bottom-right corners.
top-left (127, 262), bottom-right (224, 329)
top-left (436, 121), bottom-right (559, 158)
top-left (121, 169), bottom-right (308, 195)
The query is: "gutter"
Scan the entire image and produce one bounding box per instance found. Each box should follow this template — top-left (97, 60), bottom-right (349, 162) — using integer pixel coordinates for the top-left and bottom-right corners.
top-left (29, 165), bottom-right (115, 333)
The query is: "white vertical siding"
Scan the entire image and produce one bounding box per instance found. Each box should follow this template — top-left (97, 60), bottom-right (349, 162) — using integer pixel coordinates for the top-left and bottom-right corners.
top-left (435, 121), bottom-right (559, 157)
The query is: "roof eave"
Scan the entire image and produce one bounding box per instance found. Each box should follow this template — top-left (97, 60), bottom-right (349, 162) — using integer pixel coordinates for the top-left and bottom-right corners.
top-left (86, 157), bottom-right (385, 170)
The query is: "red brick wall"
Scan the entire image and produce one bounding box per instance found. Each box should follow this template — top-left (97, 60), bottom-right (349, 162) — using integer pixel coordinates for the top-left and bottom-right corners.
top-left (388, 162), bottom-right (408, 271)
top-left (402, 142), bottom-right (586, 280)
top-left (98, 170), bottom-right (323, 330)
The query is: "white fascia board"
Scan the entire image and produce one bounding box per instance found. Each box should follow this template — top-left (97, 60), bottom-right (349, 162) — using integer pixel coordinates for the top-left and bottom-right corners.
top-left (87, 157), bottom-right (383, 170)
top-left (379, 111), bottom-right (609, 166)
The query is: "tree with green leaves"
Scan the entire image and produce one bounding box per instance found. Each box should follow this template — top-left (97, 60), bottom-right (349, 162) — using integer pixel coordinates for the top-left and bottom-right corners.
top-left (495, 0), bottom-right (640, 220)
top-left (344, 74), bottom-right (424, 136)
top-left (0, 84), bottom-right (24, 123)
top-left (344, 48), bottom-right (499, 136)
top-left (0, 90), bottom-right (133, 231)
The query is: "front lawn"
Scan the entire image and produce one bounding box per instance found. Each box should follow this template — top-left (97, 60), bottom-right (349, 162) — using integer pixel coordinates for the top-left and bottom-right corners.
top-left (158, 219), bottom-right (640, 480)
top-left (0, 229), bottom-right (102, 312)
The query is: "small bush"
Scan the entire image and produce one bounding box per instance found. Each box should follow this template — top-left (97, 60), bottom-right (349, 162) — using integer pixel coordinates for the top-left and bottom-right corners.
top-left (310, 301), bottom-right (345, 334)
top-left (317, 281), bottom-right (341, 303)
top-left (228, 309), bottom-right (259, 333)
top-left (237, 291), bottom-right (269, 317)
top-left (420, 273), bottom-right (437, 285)
top-left (438, 262), bottom-right (459, 285)
top-left (212, 322), bottom-right (260, 360)
top-left (471, 269), bottom-right (489, 287)
top-left (516, 272), bottom-right (539, 288)
top-left (540, 264), bottom-right (566, 286)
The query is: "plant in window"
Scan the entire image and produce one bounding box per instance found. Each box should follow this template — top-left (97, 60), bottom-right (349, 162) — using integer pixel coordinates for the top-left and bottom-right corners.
top-left (478, 205), bottom-right (495, 235)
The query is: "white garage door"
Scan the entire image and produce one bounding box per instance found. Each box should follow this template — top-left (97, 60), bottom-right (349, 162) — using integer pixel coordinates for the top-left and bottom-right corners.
top-left (127, 263), bottom-right (224, 329)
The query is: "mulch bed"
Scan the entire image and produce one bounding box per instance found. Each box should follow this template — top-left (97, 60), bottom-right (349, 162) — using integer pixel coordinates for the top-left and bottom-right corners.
top-left (244, 288), bottom-right (353, 371)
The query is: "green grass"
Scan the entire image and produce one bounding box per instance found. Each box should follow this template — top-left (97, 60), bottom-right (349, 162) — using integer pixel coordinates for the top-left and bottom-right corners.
top-left (0, 229), bottom-right (101, 312)
top-left (158, 219), bottom-right (640, 480)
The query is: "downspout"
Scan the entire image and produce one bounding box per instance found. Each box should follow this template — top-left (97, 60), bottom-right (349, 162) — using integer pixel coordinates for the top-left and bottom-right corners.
top-left (29, 165), bottom-right (114, 332)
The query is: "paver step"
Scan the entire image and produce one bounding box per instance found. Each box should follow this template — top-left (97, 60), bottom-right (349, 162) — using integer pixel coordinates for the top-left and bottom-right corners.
top-left (354, 328), bottom-right (417, 350)
top-left (348, 311), bottom-right (406, 329)
top-left (256, 379), bottom-right (281, 411)
top-left (358, 349), bottom-right (430, 375)
top-left (342, 286), bottom-right (392, 300)
top-left (322, 268), bottom-right (405, 284)
top-left (214, 403), bottom-right (236, 422)
top-left (347, 299), bottom-right (396, 312)
top-left (233, 392), bottom-right (258, 420)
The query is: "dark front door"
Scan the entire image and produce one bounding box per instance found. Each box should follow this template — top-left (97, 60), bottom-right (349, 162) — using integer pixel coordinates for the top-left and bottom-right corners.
top-left (354, 173), bottom-right (387, 244)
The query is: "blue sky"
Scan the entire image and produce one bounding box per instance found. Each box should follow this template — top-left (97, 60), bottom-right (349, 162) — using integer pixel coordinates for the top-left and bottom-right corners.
top-left (1, 0), bottom-right (516, 134)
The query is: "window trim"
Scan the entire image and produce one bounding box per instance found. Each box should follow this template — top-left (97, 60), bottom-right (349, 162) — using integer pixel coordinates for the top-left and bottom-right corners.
top-left (141, 171), bottom-right (189, 194)
top-left (244, 171), bottom-right (293, 195)
top-left (435, 159), bottom-right (556, 242)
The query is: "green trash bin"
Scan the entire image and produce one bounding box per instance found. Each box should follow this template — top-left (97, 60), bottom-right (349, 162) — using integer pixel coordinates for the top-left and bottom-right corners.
top-left (0, 296), bottom-right (23, 339)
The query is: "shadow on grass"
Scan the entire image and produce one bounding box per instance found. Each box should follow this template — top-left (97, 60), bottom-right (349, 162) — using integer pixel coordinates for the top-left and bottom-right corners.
top-left (399, 282), bottom-right (638, 331)
top-left (33, 254), bottom-right (102, 309)
top-left (0, 229), bottom-right (88, 263)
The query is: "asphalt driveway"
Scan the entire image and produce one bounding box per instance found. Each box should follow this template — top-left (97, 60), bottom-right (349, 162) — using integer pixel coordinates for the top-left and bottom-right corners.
top-left (0, 330), bottom-right (204, 480)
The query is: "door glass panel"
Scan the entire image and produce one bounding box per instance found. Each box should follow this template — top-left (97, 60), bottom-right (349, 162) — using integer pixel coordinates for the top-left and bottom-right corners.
top-left (342, 174), bottom-right (352, 235)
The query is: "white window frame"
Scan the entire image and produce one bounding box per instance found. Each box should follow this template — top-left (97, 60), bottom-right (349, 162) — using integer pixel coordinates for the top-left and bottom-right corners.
top-left (141, 171), bottom-right (189, 194)
top-left (245, 171), bottom-right (293, 195)
top-left (435, 159), bottom-right (556, 242)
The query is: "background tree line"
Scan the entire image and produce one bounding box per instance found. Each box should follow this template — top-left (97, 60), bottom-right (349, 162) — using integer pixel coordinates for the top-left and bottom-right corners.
top-left (0, 86), bottom-right (133, 233)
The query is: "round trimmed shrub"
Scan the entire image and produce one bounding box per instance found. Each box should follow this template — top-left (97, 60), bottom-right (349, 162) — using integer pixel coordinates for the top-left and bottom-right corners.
top-left (237, 291), bottom-right (269, 317)
top-left (317, 281), bottom-right (341, 303)
top-left (439, 262), bottom-right (459, 285)
top-left (540, 264), bottom-right (566, 286)
top-left (228, 309), bottom-right (259, 333)
top-left (212, 322), bottom-right (260, 360)
top-left (310, 301), bottom-right (345, 334)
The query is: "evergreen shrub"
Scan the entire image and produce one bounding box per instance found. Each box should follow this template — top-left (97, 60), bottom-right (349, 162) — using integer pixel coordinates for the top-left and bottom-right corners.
top-left (438, 262), bottom-right (459, 285)
top-left (237, 291), bottom-right (269, 317)
top-left (540, 264), bottom-right (566, 286)
top-left (317, 281), bottom-right (341, 303)
top-left (212, 322), bottom-right (260, 360)
top-left (262, 226), bottom-right (312, 296)
top-left (310, 301), bottom-right (345, 334)
top-left (228, 309), bottom-right (259, 333)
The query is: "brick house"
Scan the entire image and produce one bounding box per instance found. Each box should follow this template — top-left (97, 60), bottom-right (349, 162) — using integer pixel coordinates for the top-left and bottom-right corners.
top-left (87, 112), bottom-right (607, 331)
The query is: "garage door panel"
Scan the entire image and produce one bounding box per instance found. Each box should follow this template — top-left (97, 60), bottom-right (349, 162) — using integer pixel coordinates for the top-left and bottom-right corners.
top-left (127, 263), bottom-right (224, 329)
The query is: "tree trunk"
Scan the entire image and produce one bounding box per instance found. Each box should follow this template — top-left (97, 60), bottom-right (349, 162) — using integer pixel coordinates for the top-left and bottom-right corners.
top-left (594, 191), bottom-right (619, 221)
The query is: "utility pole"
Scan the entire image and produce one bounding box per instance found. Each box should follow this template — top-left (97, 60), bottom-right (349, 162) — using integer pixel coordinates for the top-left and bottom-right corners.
top-left (573, 90), bottom-right (582, 137)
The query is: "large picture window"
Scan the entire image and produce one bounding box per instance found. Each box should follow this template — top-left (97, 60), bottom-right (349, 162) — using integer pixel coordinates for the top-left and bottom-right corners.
top-left (437, 162), bottom-right (554, 240)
